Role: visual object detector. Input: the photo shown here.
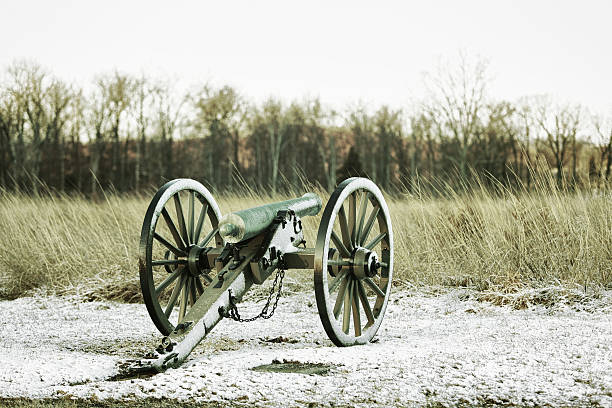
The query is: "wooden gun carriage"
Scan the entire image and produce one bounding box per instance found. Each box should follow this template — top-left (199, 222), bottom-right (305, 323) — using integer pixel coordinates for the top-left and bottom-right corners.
top-left (128, 177), bottom-right (393, 373)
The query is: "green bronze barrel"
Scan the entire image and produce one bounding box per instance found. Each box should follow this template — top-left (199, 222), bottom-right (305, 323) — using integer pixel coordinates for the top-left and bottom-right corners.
top-left (219, 193), bottom-right (322, 243)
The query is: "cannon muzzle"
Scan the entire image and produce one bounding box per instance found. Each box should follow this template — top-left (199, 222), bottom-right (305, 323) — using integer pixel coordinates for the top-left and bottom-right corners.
top-left (219, 193), bottom-right (322, 243)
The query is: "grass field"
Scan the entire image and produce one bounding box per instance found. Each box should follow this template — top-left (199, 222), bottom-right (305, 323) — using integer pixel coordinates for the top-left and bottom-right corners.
top-left (0, 180), bottom-right (610, 301)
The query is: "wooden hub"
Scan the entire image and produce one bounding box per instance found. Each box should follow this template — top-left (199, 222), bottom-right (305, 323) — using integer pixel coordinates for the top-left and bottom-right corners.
top-left (351, 247), bottom-right (379, 280)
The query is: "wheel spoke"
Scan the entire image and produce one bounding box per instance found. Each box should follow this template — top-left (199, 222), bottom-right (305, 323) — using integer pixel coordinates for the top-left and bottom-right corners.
top-left (331, 231), bottom-right (351, 258)
top-left (365, 232), bottom-right (387, 250)
top-left (348, 193), bottom-right (357, 247)
top-left (355, 192), bottom-right (369, 245)
top-left (365, 277), bottom-right (385, 298)
top-left (357, 281), bottom-right (375, 325)
top-left (352, 282), bottom-right (361, 337)
top-left (193, 203), bottom-right (209, 244)
top-left (328, 259), bottom-right (352, 267)
top-left (155, 267), bottom-right (183, 297)
top-left (333, 276), bottom-right (349, 319)
top-left (379, 277), bottom-right (390, 294)
top-left (198, 227), bottom-right (218, 247)
top-left (188, 191), bottom-right (195, 244)
top-left (329, 269), bottom-right (349, 293)
top-left (195, 276), bottom-right (206, 295)
top-left (174, 194), bottom-right (190, 246)
top-left (161, 209), bottom-right (186, 250)
top-left (342, 279), bottom-right (353, 334)
top-left (151, 259), bottom-right (186, 266)
top-left (337, 206), bottom-right (353, 251)
top-left (190, 277), bottom-right (197, 306)
top-left (164, 273), bottom-right (186, 318)
top-left (360, 205), bottom-right (380, 246)
top-left (154, 233), bottom-right (186, 257)
top-left (178, 277), bottom-right (190, 322)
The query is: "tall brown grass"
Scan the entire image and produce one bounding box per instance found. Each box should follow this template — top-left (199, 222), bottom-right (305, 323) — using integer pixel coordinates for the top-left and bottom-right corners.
top-left (391, 188), bottom-right (610, 291)
top-left (0, 178), bottom-right (610, 300)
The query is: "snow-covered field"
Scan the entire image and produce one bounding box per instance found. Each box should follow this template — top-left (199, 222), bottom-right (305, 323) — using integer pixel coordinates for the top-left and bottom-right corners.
top-left (0, 287), bottom-right (610, 407)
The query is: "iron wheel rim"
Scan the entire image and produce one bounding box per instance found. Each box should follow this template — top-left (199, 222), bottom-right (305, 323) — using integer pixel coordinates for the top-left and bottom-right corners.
top-left (139, 179), bottom-right (223, 335)
top-left (314, 177), bottom-right (394, 346)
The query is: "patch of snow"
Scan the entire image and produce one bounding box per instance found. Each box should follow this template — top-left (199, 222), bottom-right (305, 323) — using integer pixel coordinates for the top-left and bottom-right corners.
top-left (0, 288), bottom-right (610, 407)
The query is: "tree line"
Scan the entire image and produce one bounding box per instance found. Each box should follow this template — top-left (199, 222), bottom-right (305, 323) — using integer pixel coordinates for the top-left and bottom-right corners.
top-left (0, 58), bottom-right (610, 197)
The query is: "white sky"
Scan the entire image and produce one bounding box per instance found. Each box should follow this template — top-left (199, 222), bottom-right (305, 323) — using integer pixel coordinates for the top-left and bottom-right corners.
top-left (1, 0), bottom-right (611, 114)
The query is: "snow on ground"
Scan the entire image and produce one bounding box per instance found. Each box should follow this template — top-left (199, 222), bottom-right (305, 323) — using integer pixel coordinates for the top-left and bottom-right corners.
top-left (0, 287), bottom-right (611, 407)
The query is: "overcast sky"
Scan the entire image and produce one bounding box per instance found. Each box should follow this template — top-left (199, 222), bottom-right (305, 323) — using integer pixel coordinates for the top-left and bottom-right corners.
top-left (1, 0), bottom-right (610, 113)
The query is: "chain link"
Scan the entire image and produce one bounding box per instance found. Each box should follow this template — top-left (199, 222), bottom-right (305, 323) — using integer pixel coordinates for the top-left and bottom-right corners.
top-left (223, 267), bottom-right (285, 322)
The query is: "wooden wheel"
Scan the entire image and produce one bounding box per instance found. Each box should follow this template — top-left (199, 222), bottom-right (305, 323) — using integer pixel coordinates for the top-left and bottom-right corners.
top-left (139, 179), bottom-right (223, 335)
top-left (314, 178), bottom-right (393, 346)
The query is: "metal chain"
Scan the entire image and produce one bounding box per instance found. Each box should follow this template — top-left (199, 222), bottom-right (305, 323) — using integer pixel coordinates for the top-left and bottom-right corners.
top-left (224, 267), bottom-right (285, 322)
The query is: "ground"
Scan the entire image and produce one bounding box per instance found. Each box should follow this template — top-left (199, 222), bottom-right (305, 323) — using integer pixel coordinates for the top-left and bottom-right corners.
top-left (0, 287), bottom-right (610, 407)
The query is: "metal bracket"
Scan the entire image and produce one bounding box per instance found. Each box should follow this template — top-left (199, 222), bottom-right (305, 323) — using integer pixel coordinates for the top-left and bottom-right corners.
top-left (174, 321), bottom-right (193, 333)
top-left (216, 243), bottom-right (234, 265)
top-left (228, 246), bottom-right (245, 270)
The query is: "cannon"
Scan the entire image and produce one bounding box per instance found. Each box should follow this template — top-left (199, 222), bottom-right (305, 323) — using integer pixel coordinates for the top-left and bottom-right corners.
top-left (127, 177), bottom-right (393, 373)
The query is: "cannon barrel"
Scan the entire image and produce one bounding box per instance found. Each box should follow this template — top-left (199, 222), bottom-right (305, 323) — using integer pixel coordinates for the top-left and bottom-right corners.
top-left (219, 193), bottom-right (322, 243)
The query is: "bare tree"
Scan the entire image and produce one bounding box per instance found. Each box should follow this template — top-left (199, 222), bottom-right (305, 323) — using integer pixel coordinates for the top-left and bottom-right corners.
top-left (132, 75), bottom-right (154, 191)
top-left (7, 61), bottom-right (51, 193)
top-left (409, 112), bottom-right (438, 186)
top-left (245, 98), bottom-right (290, 192)
top-left (1, 58), bottom-right (608, 196)
top-left (515, 100), bottom-right (538, 188)
top-left (45, 80), bottom-right (71, 192)
top-left (152, 81), bottom-right (186, 183)
top-left (347, 106), bottom-right (376, 180)
top-left (68, 89), bottom-right (85, 191)
top-left (283, 102), bottom-right (306, 188)
top-left (265, 99), bottom-right (285, 194)
top-left (423, 52), bottom-right (489, 181)
top-left (0, 86), bottom-right (18, 188)
top-left (374, 106), bottom-right (403, 190)
top-left (191, 85), bottom-right (245, 188)
top-left (592, 114), bottom-right (612, 186)
top-left (474, 101), bottom-right (516, 185)
top-left (87, 82), bottom-right (110, 196)
top-left (307, 99), bottom-right (337, 191)
top-left (98, 72), bottom-right (134, 191)
top-left (533, 96), bottom-right (581, 187)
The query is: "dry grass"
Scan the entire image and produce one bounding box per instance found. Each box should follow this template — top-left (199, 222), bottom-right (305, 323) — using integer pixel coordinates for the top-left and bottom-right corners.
top-left (391, 188), bottom-right (611, 291)
top-left (473, 286), bottom-right (607, 310)
top-left (0, 180), bottom-right (610, 301)
top-left (0, 191), bottom-right (144, 300)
